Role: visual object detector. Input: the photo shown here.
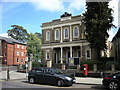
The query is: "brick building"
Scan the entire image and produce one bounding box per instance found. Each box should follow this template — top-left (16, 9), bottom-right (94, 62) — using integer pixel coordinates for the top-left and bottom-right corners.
top-left (0, 36), bottom-right (26, 65)
top-left (41, 12), bottom-right (95, 67)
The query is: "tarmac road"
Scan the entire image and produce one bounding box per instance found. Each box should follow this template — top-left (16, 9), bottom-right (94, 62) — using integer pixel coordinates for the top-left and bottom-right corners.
top-left (1, 79), bottom-right (108, 90)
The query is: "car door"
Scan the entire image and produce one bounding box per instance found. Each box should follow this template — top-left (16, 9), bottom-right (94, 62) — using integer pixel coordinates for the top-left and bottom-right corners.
top-left (43, 68), bottom-right (57, 84)
top-left (35, 68), bottom-right (44, 83)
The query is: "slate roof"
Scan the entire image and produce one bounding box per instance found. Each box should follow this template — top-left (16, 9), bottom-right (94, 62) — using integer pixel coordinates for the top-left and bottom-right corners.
top-left (0, 36), bottom-right (26, 45)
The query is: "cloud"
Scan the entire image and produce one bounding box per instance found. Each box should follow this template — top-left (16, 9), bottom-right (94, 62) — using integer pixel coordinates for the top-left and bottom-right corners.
top-left (30, 0), bottom-right (64, 12)
top-left (67, 0), bottom-right (86, 14)
top-left (0, 33), bottom-right (9, 38)
top-left (108, 0), bottom-right (119, 41)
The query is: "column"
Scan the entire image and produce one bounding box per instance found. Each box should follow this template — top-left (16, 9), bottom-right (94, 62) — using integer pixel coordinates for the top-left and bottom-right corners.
top-left (70, 46), bottom-right (72, 58)
top-left (60, 26), bottom-right (63, 43)
top-left (60, 47), bottom-right (63, 63)
top-left (70, 25), bottom-right (72, 42)
top-left (80, 42), bottom-right (83, 60)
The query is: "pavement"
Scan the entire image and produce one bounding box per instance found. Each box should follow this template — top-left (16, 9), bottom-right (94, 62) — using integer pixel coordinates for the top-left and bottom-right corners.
top-left (0, 70), bottom-right (103, 85)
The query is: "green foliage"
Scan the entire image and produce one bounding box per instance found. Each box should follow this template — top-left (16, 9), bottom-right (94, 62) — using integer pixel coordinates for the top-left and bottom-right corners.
top-left (83, 2), bottom-right (115, 60)
top-left (7, 25), bottom-right (28, 43)
top-left (80, 60), bottom-right (102, 66)
top-left (106, 61), bottom-right (119, 66)
top-left (27, 33), bottom-right (41, 62)
top-left (80, 60), bottom-right (105, 70)
top-left (32, 61), bottom-right (46, 67)
top-left (35, 32), bottom-right (42, 39)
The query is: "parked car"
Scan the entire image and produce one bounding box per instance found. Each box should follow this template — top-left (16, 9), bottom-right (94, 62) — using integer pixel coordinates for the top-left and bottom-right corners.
top-left (28, 67), bottom-right (76, 86)
top-left (102, 72), bottom-right (120, 90)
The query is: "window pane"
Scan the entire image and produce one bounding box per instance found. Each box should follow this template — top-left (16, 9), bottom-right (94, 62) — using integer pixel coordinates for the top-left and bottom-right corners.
top-left (65, 28), bottom-right (68, 38)
top-left (56, 30), bottom-right (59, 40)
top-left (74, 27), bottom-right (78, 37)
top-left (87, 50), bottom-right (90, 57)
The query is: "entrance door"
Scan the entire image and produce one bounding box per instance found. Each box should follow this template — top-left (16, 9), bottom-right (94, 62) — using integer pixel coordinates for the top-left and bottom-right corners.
top-left (66, 51), bottom-right (70, 64)
top-left (54, 53), bottom-right (57, 64)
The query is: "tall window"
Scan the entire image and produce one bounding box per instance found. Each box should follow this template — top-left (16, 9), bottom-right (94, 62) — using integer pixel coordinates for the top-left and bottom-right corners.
top-left (86, 49), bottom-right (91, 59)
top-left (17, 45), bottom-right (20, 48)
top-left (64, 28), bottom-right (69, 39)
top-left (46, 31), bottom-right (50, 41)
top-left (73, 26), bottom-right (79, 38)
top-left (55, 29), bottom-right (59, 40)
top-left (22, 46), bottom-right (24, 49)
top-left (46, 52), bottom-right (50, 60)
top-left (17, 51), bottom-right (20, 56)
top-left (16, 58), bottom-right (19, 62)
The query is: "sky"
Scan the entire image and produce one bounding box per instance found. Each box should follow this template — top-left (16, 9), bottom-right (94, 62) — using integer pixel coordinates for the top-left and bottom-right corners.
top-left (0, 0), bottom-right (119, 41)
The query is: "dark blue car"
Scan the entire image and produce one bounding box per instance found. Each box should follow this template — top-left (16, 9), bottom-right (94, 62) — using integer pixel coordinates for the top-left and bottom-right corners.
top-left (28, 67), bottom-right (76, 87)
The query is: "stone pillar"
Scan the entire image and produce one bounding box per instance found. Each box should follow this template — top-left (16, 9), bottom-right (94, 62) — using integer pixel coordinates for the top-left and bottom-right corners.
top-left (70, 46), bottom-right (72, 58)
top-left (47, 60), bottom-right (52, 67)
top-left (60, 26), bottom-right (63, 43)
top-left (60, 47), bottom-right (63, 64)
top-left (93, 64), bottom-right (97, 72)
top-left (77, 65), bottom-right (80, 72)
top-left (28, 60), bottom-right (32, 71)
top-left (80, 44), bottom-right (83, 60)
top-left (70, 25), bottom-right (72, 42)
top-left (62, 64), bottom-right (65, 70)
top-left (111, 64), bottom-right (115, 72)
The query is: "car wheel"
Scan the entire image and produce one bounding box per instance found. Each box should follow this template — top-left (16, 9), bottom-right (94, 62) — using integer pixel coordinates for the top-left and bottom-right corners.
top-left (109, 81), bottom-right (118, 90)
top-left (29, 77), bottom-right (35, 84)
top-left (57, 80), bottom-right (64, 87)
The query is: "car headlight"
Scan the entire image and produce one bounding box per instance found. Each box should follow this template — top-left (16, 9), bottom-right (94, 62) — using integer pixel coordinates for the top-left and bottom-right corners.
top-left (65, 77), bottom-right (72, 81)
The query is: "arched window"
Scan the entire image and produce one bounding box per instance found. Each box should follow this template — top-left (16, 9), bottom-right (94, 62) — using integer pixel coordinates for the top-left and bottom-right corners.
top-left (64, 28), bottom-right (69, 39)
top-left (46, 31), bottom-right (50, 41)
top-left (73, 26), bottom-right (79, 38)
top-left (55, 29), bottom-right (59, 40)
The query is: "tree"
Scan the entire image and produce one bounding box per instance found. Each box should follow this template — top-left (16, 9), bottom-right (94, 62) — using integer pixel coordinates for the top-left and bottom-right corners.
top-left (35, 32), bottom-right (42, 39)
top-left (27, 33), bottom-right (41, 62)
top-left (7, 25), bottom-right (28, 43)
top-left (83, 2), bottom-right (114, 60)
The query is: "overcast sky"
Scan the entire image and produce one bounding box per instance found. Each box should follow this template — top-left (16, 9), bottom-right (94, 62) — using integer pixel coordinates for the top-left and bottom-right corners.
top-left (0, 0), bottom-right (119, 41)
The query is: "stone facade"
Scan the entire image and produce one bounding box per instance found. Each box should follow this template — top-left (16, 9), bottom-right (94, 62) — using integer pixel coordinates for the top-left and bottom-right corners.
top-left (110, 28), bottom-right (120, 63)
top-left (41, 13), bottom-right (92, 67)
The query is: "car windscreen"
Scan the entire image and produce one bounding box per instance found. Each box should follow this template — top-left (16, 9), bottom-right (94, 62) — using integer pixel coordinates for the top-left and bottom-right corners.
top-left (52, 68), bottom-right (63, 74)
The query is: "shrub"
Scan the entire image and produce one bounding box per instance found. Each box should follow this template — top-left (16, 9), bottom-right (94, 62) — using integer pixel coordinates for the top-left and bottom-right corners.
top-left (32, 61), bottom-right (46, 67)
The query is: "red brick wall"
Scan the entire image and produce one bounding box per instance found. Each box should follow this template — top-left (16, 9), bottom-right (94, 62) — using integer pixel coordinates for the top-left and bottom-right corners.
top-left (2, 40), bottom-right (26, 65)
top-left (7, 44), bottom-right (14, 65)
top-left (2, 41), bottom-right (7, 64)
top-left (14, 44), bottom-right (26, 65)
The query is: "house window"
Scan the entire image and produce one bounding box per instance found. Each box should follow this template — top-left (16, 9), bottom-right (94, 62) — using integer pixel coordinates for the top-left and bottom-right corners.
top-left (86, 49), bottom-right (91, 59)
top-left (46, 31), bottom-right (50, 41)
top-left (4, 53), bottom-right (7, 57)
top-left (17, 45), bottom-right (20, 48)
top-left (17, 51), bottom-right (20, 56)
top-left (21, 59), bottom-right (24, 62)
top-left (22, 46), bottom-right (24, 49)
top-left (73, 26), bottom-right (79, 38)
top-left (64, 28), bottom-right (69, 39)
top-left (46, 52), bottom-right (50, 60)
top-left (55, 29), bottom-right (59, 40)
top-left (21, 52), bottom-right (24, 56)
top-left (17, 58), bottom-right (19, 62)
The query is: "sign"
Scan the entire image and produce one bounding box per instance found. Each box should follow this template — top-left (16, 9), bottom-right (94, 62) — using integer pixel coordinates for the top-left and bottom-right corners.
top-left (69, 58), bottom-right (74, 66)
top-left (69, 57), bottom-right (80, 66)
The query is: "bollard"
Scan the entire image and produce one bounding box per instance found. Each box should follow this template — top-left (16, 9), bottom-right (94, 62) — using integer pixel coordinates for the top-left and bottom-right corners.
top-left (7, 68), bottom-right (10, 80)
